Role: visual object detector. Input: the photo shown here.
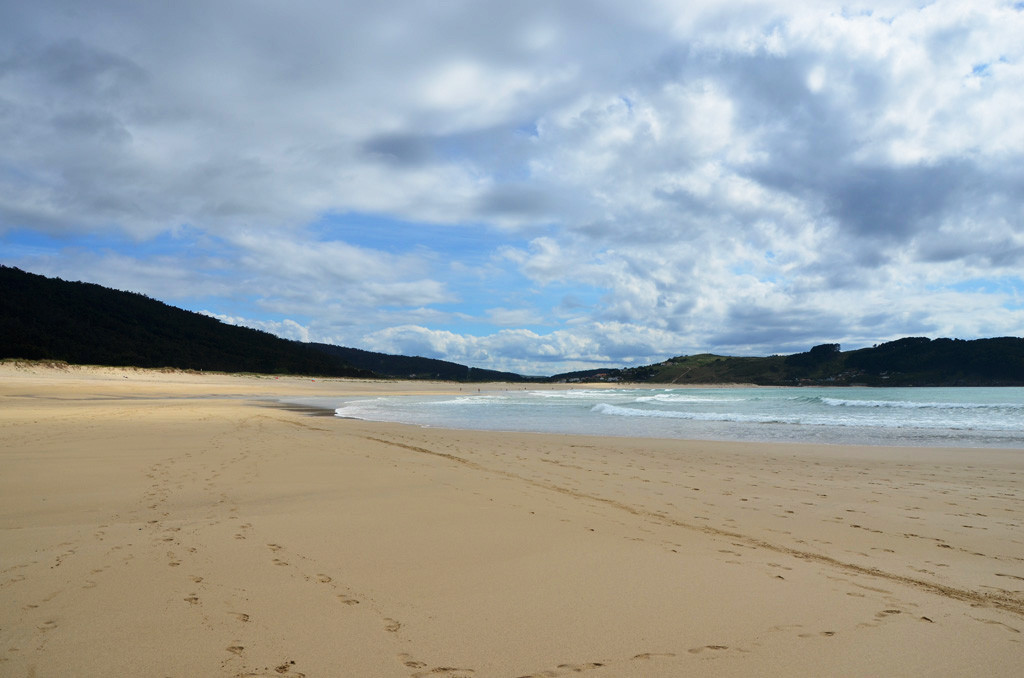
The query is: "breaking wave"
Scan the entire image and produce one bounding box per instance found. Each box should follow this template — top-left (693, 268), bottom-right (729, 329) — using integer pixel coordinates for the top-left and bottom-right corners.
top-left (591, 402), bottom-right (800, 425)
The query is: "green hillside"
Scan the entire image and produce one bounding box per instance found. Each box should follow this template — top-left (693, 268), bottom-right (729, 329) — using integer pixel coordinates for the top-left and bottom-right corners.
top-left (551, 338), bottom-right (1024, 386)
top-left (308, 343), bottom-right (529, 382)
top-left (4, 265), bottom-right (1021, 385)
top-left (0, 266), bottom-right (370, 377)
top-left (0, 265), bottom-right (531, 381)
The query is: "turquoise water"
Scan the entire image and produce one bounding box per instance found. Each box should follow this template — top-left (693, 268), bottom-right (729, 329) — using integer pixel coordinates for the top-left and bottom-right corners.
top-left (297, 387), bottom-right (1024, 448)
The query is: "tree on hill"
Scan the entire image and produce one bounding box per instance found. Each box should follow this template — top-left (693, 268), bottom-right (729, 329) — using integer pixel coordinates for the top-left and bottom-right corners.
top-left (0, 266), bottom-right (370, 377)
top-left (307, 343), bottom-right (530, 382)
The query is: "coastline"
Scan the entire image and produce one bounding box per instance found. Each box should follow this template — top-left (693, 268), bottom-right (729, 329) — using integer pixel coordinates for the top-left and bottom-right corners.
top-left (2, 364), bottom-right (1022, 676)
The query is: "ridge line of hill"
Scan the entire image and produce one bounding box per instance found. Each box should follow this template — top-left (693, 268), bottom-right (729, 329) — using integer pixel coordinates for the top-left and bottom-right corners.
top-left (2, 266), bottom-right (1022, 385)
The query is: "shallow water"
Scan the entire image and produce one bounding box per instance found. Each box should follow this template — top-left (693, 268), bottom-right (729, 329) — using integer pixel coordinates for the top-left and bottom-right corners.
top-left (287, 386), bottom-right (1024, 448)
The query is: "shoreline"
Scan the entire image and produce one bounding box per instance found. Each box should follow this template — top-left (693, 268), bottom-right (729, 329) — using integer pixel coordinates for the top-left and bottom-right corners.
top-left (272, 387), bottom-right (1024, 453)
top-left (2, 364), bottom-right (1023, 676)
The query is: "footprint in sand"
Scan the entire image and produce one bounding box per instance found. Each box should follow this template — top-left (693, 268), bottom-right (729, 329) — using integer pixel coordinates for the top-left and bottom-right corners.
top-left (337, 595), bottom-right (360, 605)
top-left (513, 663), bottom-right (601, 678)
top-left (996, 573), bottom-right (1024, 582)
top-left (412, 665), bottom-right (474, 677)
top-left (398, 654), bottom-right (427, 669)
top-left (226, 645), bottom-right (244, 655)
top-left (397, 655), bottom-right (477, 678)
top-left (557, 662), bottom-right (604, 671)
top-left (969, 616), bottom-right (1020, 634)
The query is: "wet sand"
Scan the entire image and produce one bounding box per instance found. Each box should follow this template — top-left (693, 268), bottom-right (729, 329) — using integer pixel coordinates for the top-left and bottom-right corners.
top-left (1, 363), bottom-right (1022, 676)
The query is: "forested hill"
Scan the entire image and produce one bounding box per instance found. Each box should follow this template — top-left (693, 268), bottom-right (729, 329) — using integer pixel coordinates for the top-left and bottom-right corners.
top-left (0, 266), bottom-right (372, 377)
top-left (307, 344), bottom-right (527, 382)
top-left (3, 266), bottom-right (1022, 385)
top-left (551, 338), bottom-right (1024, 386)
top-left (0, 265), bottom-right (532, 380)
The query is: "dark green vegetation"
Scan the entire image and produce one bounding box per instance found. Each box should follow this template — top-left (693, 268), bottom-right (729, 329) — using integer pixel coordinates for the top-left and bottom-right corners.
top-left (308, 344), bottom-right (527, 382)
top-left (3, 265), bottom-right (1021, 385)
top-left (0, 265), bottom-right (528, 381)
top-left (0, 266), bottom-right (372, 377)
top-left (551, 337), bottom-right (1024, 386)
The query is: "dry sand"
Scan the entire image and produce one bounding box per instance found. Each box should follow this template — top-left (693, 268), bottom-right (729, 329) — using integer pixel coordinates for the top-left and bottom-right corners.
top-left (1, 363), bottom-right (1022, 677)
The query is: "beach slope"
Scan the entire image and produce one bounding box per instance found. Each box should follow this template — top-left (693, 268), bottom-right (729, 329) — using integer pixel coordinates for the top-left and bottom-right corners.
top-left (1, 365), bottom-right (1022, 676)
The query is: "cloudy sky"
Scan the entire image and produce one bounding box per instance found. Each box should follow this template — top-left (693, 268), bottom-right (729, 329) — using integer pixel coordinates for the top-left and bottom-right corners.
top-left (2, 1), bottom-right (1022, 374)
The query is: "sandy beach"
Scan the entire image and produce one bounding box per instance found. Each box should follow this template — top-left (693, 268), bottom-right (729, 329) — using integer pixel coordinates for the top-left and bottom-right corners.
top-left (1, 364), bottom-right (1022, 677)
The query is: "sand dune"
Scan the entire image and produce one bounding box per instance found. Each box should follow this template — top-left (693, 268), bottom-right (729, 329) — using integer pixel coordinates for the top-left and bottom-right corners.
top-left (1, 364), bottom-right (1022, 676)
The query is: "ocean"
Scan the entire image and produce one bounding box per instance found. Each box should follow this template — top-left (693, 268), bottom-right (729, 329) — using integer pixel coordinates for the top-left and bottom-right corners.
top-left (292, 386), bottom-right (1024, 449)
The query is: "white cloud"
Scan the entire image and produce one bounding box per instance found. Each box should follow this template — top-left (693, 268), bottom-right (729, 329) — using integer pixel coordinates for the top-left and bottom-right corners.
top-left (203, 312), bottom-right (311, 343)
top-left (3, 0), bottom-right (1023, 374)
top-left (360, 321), bottom-right (689, 374)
